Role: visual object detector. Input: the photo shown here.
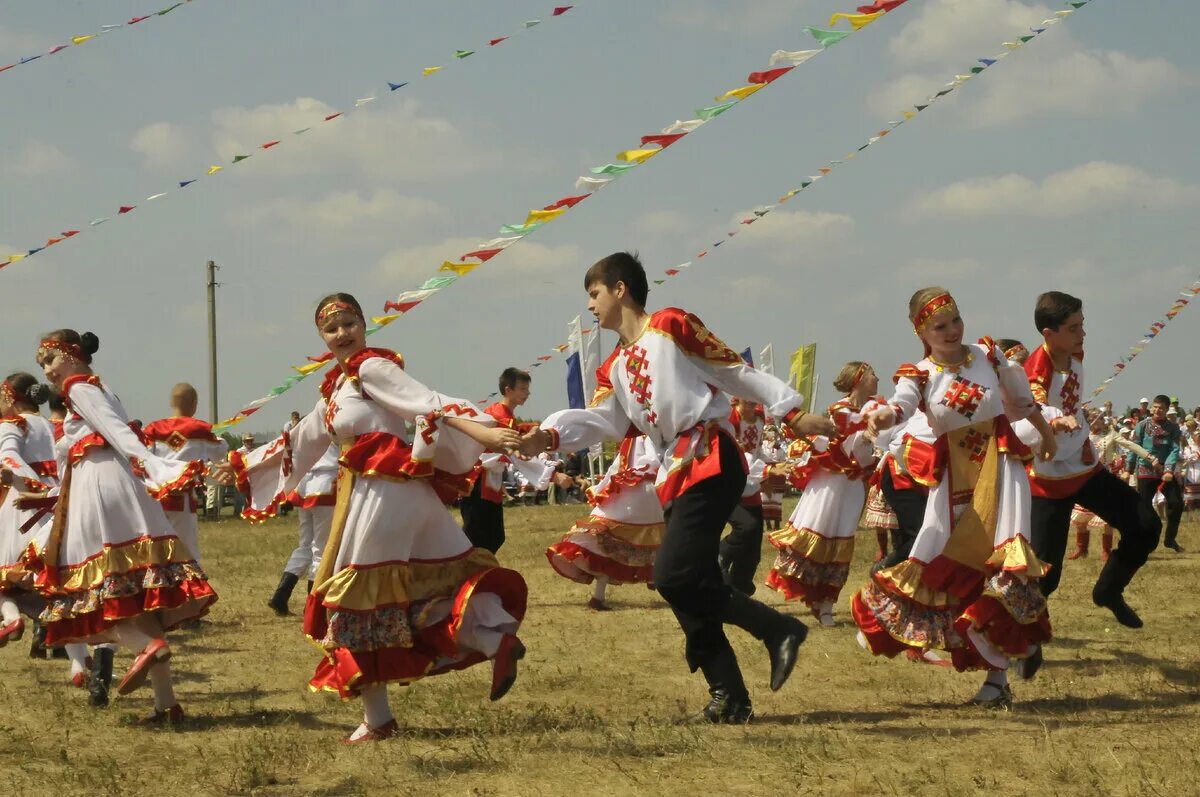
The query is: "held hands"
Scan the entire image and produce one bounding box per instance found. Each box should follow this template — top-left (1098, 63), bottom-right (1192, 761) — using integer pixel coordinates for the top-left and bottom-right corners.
top-left (1038, 428), bottom-right (1058, 462)
top-left (0, 468), bottom-right (12, 487)
top-left (478, 426), bottom-right (521, 453)
top-left (517, 428), bottom-right (552, 457)
top-left (866, 406), bottom-right (896, 436)
top-left (208, 461), bottom-right (236, 486)
top-left (1050, 416), bottom-right (1080, 434)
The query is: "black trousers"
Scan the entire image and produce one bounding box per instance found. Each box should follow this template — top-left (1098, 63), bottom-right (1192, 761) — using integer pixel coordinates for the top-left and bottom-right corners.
top-left (655, 433), bottom-right (767, 670)
top-left (1030, 468), bottom-right (1161, 597)
top-left (1139, 476), bottom-right (1183, 546)
top-left (719, 502), bottom-right (764, 591)
top-left (876, 468), bottom-right (927, 570)
top-left (460, 479), bottom-right (505, 553)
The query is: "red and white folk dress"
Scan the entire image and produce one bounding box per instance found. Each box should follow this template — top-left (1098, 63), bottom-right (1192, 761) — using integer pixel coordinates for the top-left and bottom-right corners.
top-left (766, 398), bottom-right (880, 608)
top-left (143, 416), bottom-right (227, 560)
top-left (230, 348), bottom-right (527, 698)
top-left (37, 375), bottom-right (215, 645)
top-left (851, 340), bottom-right (1050, 671)
top-left (0, 412), bottom-right (59, 613)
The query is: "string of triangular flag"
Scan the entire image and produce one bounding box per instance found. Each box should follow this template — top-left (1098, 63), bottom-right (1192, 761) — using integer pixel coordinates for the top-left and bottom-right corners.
top-left (0, 1), bottom-right (197, 78)
top-left (0, 5), bottom-right (577, 275)
top-left (486, 0), bottom-right (1093, 398)
top-left (212, 0), bottom-right (913, 431)
top-left (1087, 277), bottom-right (1200, 402)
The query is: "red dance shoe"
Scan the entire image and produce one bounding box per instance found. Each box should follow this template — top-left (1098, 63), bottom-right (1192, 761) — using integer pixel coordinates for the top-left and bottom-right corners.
top-left (0, 618), bottom-right (25, 647)
top-left (489, 634), bottom-right (526, 702)
top-left (340, 719), bottom-right (399, 744)
top-left (139, 704), bottom-right (185, 725)
top-left (71, 670), bottom-right (91, 689)
top-left (117, 639), bottom-right (171, 696)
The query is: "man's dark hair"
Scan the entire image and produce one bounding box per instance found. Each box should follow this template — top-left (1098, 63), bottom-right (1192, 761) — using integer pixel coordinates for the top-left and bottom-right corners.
top-left (499, 367), bottom-right (531, 395)
top-left (1153, 394), bottom-right (1171, 407)
top-left (1034, 291), bottom-right (1083, 332)
top-left (584, 251), bottom-right (649, 308)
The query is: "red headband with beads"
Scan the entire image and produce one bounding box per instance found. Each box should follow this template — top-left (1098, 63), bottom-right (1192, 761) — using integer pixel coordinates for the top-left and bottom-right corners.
top-left (316, 300), bottom-right (362, 327)
top-left (912, 293), bottom-right (957, 333)
top-left (38, 338), bottom-right (86, 363)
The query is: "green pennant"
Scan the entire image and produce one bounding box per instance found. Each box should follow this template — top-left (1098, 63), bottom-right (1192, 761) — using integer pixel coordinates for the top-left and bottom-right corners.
top-left (804, 27), bottom-right (851, 48)
top-left (970, 66), bottom-right (985, 74)
top-left (455, 49), bottom-right (475, 59)
top-left (1069, 1), bottom-right (1087, 7)
top-left (696, 101), bottom-right (736, 120)
top-left (269, 386), bottom-right (288, 396)
top-left (800, 180), bottom-right (812, 188)
top-left (653, 279), bottom-right (666, 285)
top-left (420, 276), bottom-right (457, 290)
top-left (232, 154), bottom-right (250, 163)
top-left (590, 163), bottom-right (637, 175)
top-left (499, 222), bottom-right (543, 234)
top-left (1019, 35), bottom-right (1035, 43)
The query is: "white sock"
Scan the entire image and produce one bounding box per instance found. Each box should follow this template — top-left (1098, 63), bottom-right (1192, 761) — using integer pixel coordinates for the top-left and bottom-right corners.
top-left (985, 669), bottom-right (1009, 689)
top-left (592, 577), bottom-right (608, 602)
top-left (65, 643), bottom-right (89, 676)
top-left (149, 661), bottom-right (177, 711)
top-left (111, 620), bottom-right (154, 653)
top-left (0, 598), bottom-right (20, 624)
top-left (360, 683), bottom-right (393, 729)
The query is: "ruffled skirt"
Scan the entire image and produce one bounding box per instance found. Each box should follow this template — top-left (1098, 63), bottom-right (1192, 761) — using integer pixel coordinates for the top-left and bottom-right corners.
top-left (862, 485), bottom-right (898, 529)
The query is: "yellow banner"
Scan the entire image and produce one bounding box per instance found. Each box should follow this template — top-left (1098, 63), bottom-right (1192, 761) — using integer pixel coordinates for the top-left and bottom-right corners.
top-left (788, 343), bottom-right (817, 412)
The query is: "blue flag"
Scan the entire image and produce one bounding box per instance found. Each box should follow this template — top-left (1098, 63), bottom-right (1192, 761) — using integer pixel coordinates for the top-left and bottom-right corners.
top-left (740, 347), bottom-right (754, 366)
top-left (566, 352), bottom-right (585, 409)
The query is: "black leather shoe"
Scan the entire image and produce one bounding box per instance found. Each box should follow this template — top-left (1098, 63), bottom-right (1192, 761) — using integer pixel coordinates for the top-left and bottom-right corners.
top-left (697, 688), bottom-right (753, 724)
top-left (267, 572), bottom-right (300, 617)
top-left (1165, 541), bottom-right (1184, 553)
top-left (1093, 589), bottom-right (1144, 629)
top-left (1017, 644), bottom-right (1043, 680)
top-left (89, 647), bottom-right (114, 708)
top-left (765, 616), bottom-right (808, 691)
top-left (28, 621), bottom-right (48, 660)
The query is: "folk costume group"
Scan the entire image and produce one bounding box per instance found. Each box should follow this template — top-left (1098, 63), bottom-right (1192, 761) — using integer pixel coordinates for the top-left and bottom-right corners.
top-left (0, 252), bottom-right (1164, 738)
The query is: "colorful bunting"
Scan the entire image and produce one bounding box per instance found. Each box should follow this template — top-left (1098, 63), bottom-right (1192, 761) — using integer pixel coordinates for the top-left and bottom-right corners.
top-left (1, 1), bottom-right (200, 79)
top-left (213, 0), bottom-right (913, 430)
top-left (2, 4), bottom-right (579, 280)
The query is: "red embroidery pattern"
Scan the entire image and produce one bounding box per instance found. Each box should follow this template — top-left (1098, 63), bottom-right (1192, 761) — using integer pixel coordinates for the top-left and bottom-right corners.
top-left (959, 428), bottom-right (990, 464)
top-left (1060, 371), bottom-right (1080, 417)
top-left (940, 378), bottom-right (987, 420)
top-left (625, 346), bottom-right (654, 406)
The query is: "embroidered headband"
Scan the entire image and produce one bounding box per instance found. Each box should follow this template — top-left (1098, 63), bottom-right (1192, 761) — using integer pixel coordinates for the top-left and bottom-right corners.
top-left (0, 381), bottom-right (15, 407)
top-left (849, 363), bottom-right (870, 390)
top-left (316, 300), bottom-right (362, 327)
top-left (38, 337), bottom-right (87, 364)
top-left (912, 292), bottom-right (957, 334)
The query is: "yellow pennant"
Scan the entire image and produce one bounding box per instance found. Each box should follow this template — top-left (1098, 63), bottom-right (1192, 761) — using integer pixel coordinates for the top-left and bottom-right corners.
top-left (903, 110), bottom-right (916, 119)
top-left (438, 260), bottom-right (479, 276)
top-left (422, 66), bottom-right (442, 76)
top-left (524, 207), bottom-right (567, 225)
top-left (207, 165), bottom-right (222, 175)
top-left (71, 34), bottom-right (97, 45)
top-left (615, 148), bottom-right (661, 164)
top-left (371, 314), bottom-right (401, 326)
top-left (292, 361), bottom-right (325, 376)
top-left (8, 253), bottom-right (24, 262)
top-left (717, 84), bottom-right (765, 102)
top-left (829, 11), bottom-right (882, 29)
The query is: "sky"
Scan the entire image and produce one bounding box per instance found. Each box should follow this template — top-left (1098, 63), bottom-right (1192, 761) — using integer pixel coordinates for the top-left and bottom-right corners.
top-left (2, 0), bottom-right (1198, 434)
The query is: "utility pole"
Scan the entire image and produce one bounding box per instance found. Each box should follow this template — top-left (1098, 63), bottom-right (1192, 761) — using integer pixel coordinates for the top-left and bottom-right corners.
top-left (206, 261), bottom-right (219, 423)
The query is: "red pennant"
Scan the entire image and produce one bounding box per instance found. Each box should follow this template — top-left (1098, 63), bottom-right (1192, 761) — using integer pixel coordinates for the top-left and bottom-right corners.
top-left (128, 14), bottom-right (150, 24)
top-left (489, 36), bottom-right (509, 46)
top-left (324, 112), bottom-right (342, 121)
top-left (639, 133), bottom-right (687, 148)
top-left (242, 407), bottom-right (260, 417)
top-left (537, 355), bottom-right (553, 361)
top-left (118, 205), bottom-right (135, 214)
top-left (818, 167), bottom-right (832, 175)
top-left (543, 194), bottom-right (590, 210)
top-left (856, 0), bottom-right (907, 13)
top-left (61, 230), bottom-right (79, 238)
top-left (48, 45), bottom-right (69, 55)
top-left (552, 6), bottom-right (574, 15)
top-left (461, 247), bottom-right (503, 262)
top-left (747, 66), bottom-right (794, 85)
top-left (306, 351), bottom-right (334, 363)
top-left (665, 268), bottom-right (680, 276)
top-left (740, 219), bottom-right (755, 225)
top-left (261, 140), bottom-right (280, 149)
top-left (697, 252), bottom-right (708, 259)
top-left (46, 237), bottom-right (62, 246)
top-left (383, 300), bottom-right (421, 314)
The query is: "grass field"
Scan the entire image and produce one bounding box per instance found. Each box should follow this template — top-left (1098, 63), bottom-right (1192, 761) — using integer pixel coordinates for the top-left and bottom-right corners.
top-left (1, 502), bottom-right (1197, 797)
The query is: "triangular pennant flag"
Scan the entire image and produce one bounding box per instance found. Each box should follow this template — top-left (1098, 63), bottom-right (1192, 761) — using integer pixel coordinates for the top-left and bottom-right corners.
top-left (158, 3), bottom-right (183, 15)
top-left (665, 268), bottom-right (680, 276)
top-left (20, 55), bottom-right (43, 64)
top-left (543, 194), bottom-right (590, 210)
top-left (179, 179), bottom-right (196, 187)
top-left (829, 11), bottom-right (883, 29)
top-left (616, 148), bottom-right (661, 164)
top-left (748, 67), bottom-right (794, 85)
top-left (575, 175), bottom-right (614, 191)
top-left (48, 45), bottom-right (69, 55)
top-left (118, 205), bottom-right (135, 214)
top-left (232, 154), bottom-right (251, 163)
top-left (537, 355), bottom-right (553, 362)
top-left (769, 49), bottom-right (820, 66)
top-left (716, 84), bottom-right (765, 101)
top-left (524, 20), bottom-right (541, 28)
top-left (804, 27), bottom-right (851, 47)
top-left (455, 49), bottom-right (474, 59)
top-left (439, 261), bottom-right (479, 276)
top-left (461, 248), bottom-right (504, 262)
top-left (423, 67), bottom-right (442, 76)
top-left (388, 81), bottom-right (408, 91)
top-left (419, 276), bottom-right (457, 291)
top-left (355, 97), bottom-right (376, 107)
top-left (499, 222), bottom-right (542, 234)
top-left (207, 165), bottom-right (222, 175)
top-left (89, 218), bottom-right (109, 226)
top-left (293, 127), bottom-right (311, 135)
top-left (640, 133), bottom-right (686, 148)
top-left (857, 0), bottom-right (908, 12)
top-left (696, 101), bottom-right (736, 120)
top-left (653, 279), bottom-right (666, 285)
top-left (489, 37), bottom-right (509, 46)
top-left (979, 58), bottom-right (997, 66)
top-left (261, 140), bottom-right (280, 149)
top-left (324, 112), bottom-right (342, 121)
top-left (553, 6), bottom-right (574, 14)
top-left (525, 207), bottom-right (567, 225)
top-left (61, 230), bottom-right (79, 238)
top-left (27, 247), bottom-right (44, 256)
top-left (146, 192), bottom-right (167, 201)
top-left (71, 35), bottom-right (97, 45)
top-left (591, 163), bottom-right (637, 175)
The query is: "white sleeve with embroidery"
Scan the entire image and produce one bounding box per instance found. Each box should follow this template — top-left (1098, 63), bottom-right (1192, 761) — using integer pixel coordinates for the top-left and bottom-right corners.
top-left (888, 377), bottom-right (924, 425)
top-left (237, 399), bottom-right (331, 515)
top-left (690, 357), bottom-right (805, 421)
top-left (542, 391), bottom-right (632, 452)
top-left (69, 383), bottom-right (195, 493)
top-left (0, 422), bottom-right (46, 491)
top-left (358, 357), bottom-right (491, 474)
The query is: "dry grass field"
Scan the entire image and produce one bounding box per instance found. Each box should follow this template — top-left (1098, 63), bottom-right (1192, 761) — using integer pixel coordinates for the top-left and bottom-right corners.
top-left (1, 502), bottom-right (1197, 797)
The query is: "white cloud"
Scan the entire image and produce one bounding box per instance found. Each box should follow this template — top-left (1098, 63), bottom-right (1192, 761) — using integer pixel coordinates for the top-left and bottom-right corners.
top-left (910, 161), bottom-right (1200, 218)
top-left (373, 236), bottom-right (584, 292)
top-left (634, 209), bottom-right (695, 239)
top-left (3, 140), bottom-right (71, 176)
top-left (207, 97), bottom-right (488, 182)
top-left (716, 209), bottom-right (854, 265)
top-left (872, 0), bottom-right (1191, 125)
top-left (130, 122), bottom-right (193, 170)
top-left (240, 189), bottom-right (446, 240)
